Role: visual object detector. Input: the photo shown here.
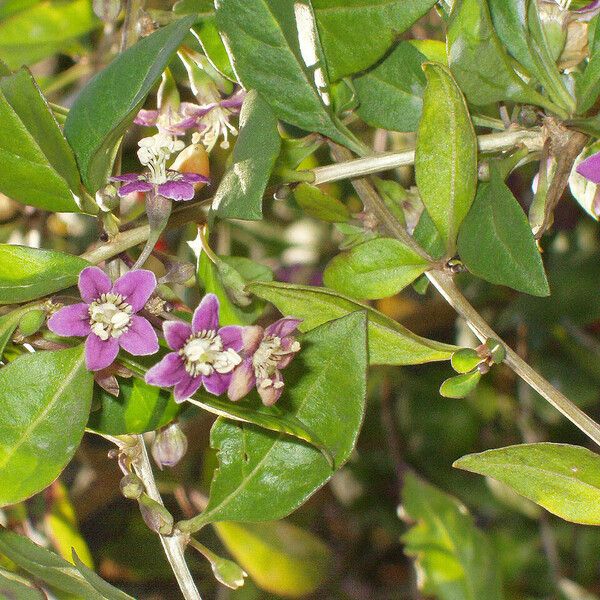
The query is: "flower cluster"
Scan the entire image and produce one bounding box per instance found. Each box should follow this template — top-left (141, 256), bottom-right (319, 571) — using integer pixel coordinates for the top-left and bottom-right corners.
top-left (49, 268), bottom-right (301, 405)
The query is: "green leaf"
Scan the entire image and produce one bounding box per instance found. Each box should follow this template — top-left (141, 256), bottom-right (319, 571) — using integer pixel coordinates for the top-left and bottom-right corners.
top-left (214, 520), bottom-right (332, 597)
top-left (576, 12), bottom-right (600, 113)
top-left (447, 0), bottom-right (553, 110)
top-left (0, 0), bottom-right (41, 20)
top-left (187, 312), bottom-right (368, 526)
top-left (323, 238), bottom-right (430, 300)
top-left (415, 63), bottom-right (477, 254)
top-left (354, 42), bottom-right (427, 133)
top-left (413, 208), bottom-right (445, 260)
top-left (0, 346), bottom-right (93, 507)
top-left (192, 18), bottom-right (236, 81)
top-left (248, 281), bottom-right (456, 365)
top-left (64, 15), bottom-right (197, 192)
top-left (212, 90), bottom-right (281, 220)
top-left (457, 169), bottom-right (550, 296)
top-left (0, 245), bottom-right (88, 304)
top-left (0, 528), bottom-right (106, 599)
top-left (451, 348), bottom-right (482, 374)
top-left (0, 570), bottom-right (46, 600)
top-left (439, 370), bottom-right (481, 399)
top-left (0, 0), bottom-right (99, 69)
top-left (312, 0), bottom-right (437, 81)
top-left (454, 443), bottom-right (600, 525)
top-left (293, 182), bottom-right (350, 222)
top-left (88, 378), bottom-right (180, 435)
top-left (72, 551), bottom-right (135, 600)
top-left (214, 0), bottom-right (360, 152)
top-left (0, 306), bottom-right (33, 357)
top-left (401, 473), bottom-right (503, 600)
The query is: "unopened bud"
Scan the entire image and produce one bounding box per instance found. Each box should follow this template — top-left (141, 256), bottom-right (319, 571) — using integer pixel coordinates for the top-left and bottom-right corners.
top-left (151, 423), bottom-right (188, 470)
top-left (120, 473), bottom-right (144, 499)
top-left (18, 309), bottom-right (46, 337)
top-left (138, 494), bottom-right (174, 535)
top-left (92, 0), bottom-right (122, 23)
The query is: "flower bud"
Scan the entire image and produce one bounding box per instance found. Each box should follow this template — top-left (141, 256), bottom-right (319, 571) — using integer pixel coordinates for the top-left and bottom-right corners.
top-left (151, 423), bottom-right (188, 470)
top-left (138, 494), bottom-right (174, 535)
top-left (119, 473), bottom-right (144, 499)
top-left (18, 309), bottom-right (46, 337)
top-left (92, 0), bottom-right (122, 23)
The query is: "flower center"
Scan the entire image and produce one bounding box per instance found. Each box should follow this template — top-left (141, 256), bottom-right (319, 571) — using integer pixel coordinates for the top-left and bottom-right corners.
top-left (88, 293), bottom-right (133, 340)
top-left (137, 133), bottom-right (184, 185)
top-left (180, 330), bottom-right (241, 378)
top-left (252, 336), bottom-right (300, 385)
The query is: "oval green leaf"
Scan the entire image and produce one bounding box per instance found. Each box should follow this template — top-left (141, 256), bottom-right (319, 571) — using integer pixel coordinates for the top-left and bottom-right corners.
top-left (293, 182), bottom-right (350, 223)
top-left (454, 443), bottom-right (600, 525)
top-left (0, 346), bottom-right (93, 507)
top-left (439, 370), bottom-right (481, 399)
top-left (324, 238), bottom-right (430, 300)
top-left (451, 348), bottom-right (482, 374)
top-left (0, 244), bottom-right (89, 304)
top-left (415, 63), bottom-right (477, 254)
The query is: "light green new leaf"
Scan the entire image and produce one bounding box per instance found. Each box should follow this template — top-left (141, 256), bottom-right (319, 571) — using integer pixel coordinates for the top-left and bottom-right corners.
top-left (0, 346), bottom-right (93, 507)
top-left (192, 17), bottom-right (236, 81)
top-left (0, 0), bottom-right (99, 69)
top-left (324, 238), bottom-right (430, 300)
top-left (212, 90), bottom-right (281, 220)
top-left (454, 443), bottom-right (600, 525)
top-left (576, 11), bottom-right (600, 113)
top-left (248, 281), bottom-right (456, 365)
top-left (293, 182), bottom-right (350, 222)
top-left (439, 370), bottom-right (481, 399)
top-left (0, 570), bottom-right (45, 600)
top-left (313, 0), bottom-right (437, 81)
top-left (0, 305), bottom-right (42, 358)
top-left (401, 474), bottom-right (503, 600)
top-left (215, 0), bottom-right (359, 152)
top-left (65, 16), bottom-right (197, 192)
top-left (415, 63), bottom-right (477, 254)
top-left (215, 520), bottom-right (332, 597)
top-left (354, 42), bottom-right (427, 133)
top-left (188, 312), bottom-right (367, 526)
top-left (457, 169), bottom-right (550, 296)
top-left (0, 245), bottom-right (89, 304)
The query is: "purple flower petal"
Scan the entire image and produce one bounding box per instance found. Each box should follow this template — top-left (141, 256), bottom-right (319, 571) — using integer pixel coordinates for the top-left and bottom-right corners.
top-left (203, 371), bottom-right (232, 396)
top-left (240, 325), bottom-right (264, 354)
top-left (577, 151), bottom-right (600, 184)
top-left (180, 102), bottom-right (214, 119)
top-left (119, 315), bottom-right (159, 356)
top-left (192, 294), bottom-right (220, 333)
top-left (163, 117), bottom-right (198, 135)
top-left (47, 303), bottom-right (91, 337)
top-left (574, 0), bottom-right (600, 19)
top-left (264, 317), bottom-right (302, 338)
top-left (219, 325), bottom-right (244, 352)
top-left (220, 91), bottom-right (245, 110)
top-left (158, 180), bottom-right (195, 201)
top-left (163, 320), bottom-right (192, 351)
top-left (79, 266), bottom-right (112, 303)
top-left (179, 172), bottom-right (209, 184)
top-left (112, 269), bottom-right (157, 312)
top-left (257, 375), bottom-right (284, 406)
top-left (174, 374), bottom-right (203, 403)
top-left (110, 173), bottom-right (140, 182)
top-left (117, 180), bottom-right (154, 197)
top-left (228, 359), bottom-right (255, 401)
top-left (135, 109), bottom-right (159, 126)
top-left (146, 353), bottom-right (187, 387)
top-left (85, 334), bottom-right (119, 371)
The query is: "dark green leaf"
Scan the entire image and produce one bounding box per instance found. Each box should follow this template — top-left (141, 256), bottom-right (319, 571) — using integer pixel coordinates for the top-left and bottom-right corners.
top-left (401, 473), bottom-right (503, 600)
top-left (0, 570), bottom-right (46, 600)
top-left (312, 0), bottom-right (437, 81)
top-left (72, 550), bottom-right (135, 600)
top-left (0, 245), bottom-right (89, 304)
top-left (413, 208), bottom-right (445, 259)
top-left (354, 42), bottom-right (427, 132)
top-left (212, 90), bottom-right (281, 220)
top-left (0, 0), bottom-right (99, 69)
top-left (187, 311), bottom-right (367, 526)
top-left (0, 346), bottom-right (93, 507)
top-left (64, 16), bottom-right (197, 192)
top-left (415, 63), bottom-right (477, 254)
top-left (248, 281), bottom-right (456, 365)
top-left (293, 182), bottom-right (350, 222)
top-left (439, 370), bottom-right (481, 398)
top-left (457, 169), bottom-right (550, 296)
top-left (215, 0), bottom-right (361, 152)
top-left (454, 443), bottom-right (600, 525)
top-left (323, 237), bottom-right (430, 300)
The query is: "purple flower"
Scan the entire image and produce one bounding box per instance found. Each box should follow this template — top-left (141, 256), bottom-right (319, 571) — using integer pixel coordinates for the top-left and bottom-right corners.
top-left (111, 172), bottom-right (207, 202)
top-left (145, 294), bottom-right (243, 403)
top-left (134, 108), bottom-right (198, 136)
top-left (228, 318), bottom-right (302, 406)
top-left (576, 151), bottom-right (600, 184)
top-left (48, 267), bottom-right (159, 372)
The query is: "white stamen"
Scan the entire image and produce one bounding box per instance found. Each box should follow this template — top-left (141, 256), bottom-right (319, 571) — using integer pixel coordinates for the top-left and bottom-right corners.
top-left (137, 133), bottom-right (184, 184)
top-left (180, 330), bottom-right (241, 378)
top-left (88, 293), bottom-right (133, 340)
top-left (252, 336), bottom-right (300, 386)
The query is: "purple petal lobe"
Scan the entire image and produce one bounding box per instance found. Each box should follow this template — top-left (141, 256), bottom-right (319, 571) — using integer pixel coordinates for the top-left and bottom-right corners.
top-left (180, 173), bottom-right (209, 184)
top-left (163, 320), bottom-right (192, 350)
top-left (257, 380), bottom-right (284, 406)
top-left (134, 109), bottom-right (159, 126)
top-left (110, 173), bottom-right (140, 182)
top-left (112, 269), bottom-right (157, 311)
top-left (174, 375), bottom-right (203, 403)
top-left (85, 334), bottom-right (119, 371)
top-left (577, 152), bottom-right (600, 184)
top-left (47, 303), bottom-right (91, 337)
top-left (264, 317), bottom-right (302, 338)
top-left (203, 371), bottom-right (232, 396)
top-left (117, 180), bottom-right (154, 197)
top-left (119, 315), bottom-right (159, 356)
top-left (240, 325), bottom-right (264, 354)
top-left (228, 359), bottom-right (255, 401)
top-left (218, 325), bottom-right (244, 352)
top-left (158, 180), bottom-right (195, 201)
top-left (146, 353), bottom-right (187, 388)
top-left (192, 294), bottom-right (220, 333)
top-left (79, 266), bottom-right (112, 303)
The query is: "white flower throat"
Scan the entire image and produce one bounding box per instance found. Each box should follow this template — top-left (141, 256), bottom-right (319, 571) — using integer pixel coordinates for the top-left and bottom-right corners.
top-left (137, 133), bottom-right (184, 185)
top-left (89, 293), bottom-right (133, 340)
top-left (180, 330), bottom-right (241, 378)
top-left (252, 335), bottom-right (300, 387)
